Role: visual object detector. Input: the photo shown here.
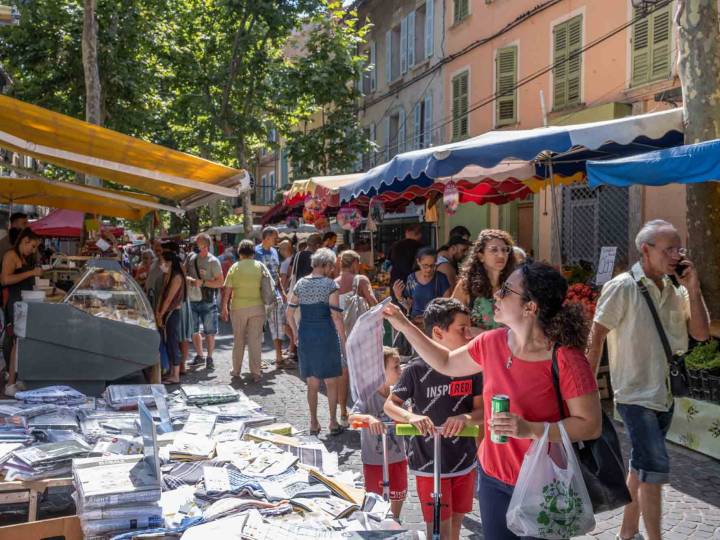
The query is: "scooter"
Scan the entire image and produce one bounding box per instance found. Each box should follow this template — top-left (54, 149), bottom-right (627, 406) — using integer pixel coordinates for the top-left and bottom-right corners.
top-left (351, 419), bottom-right (394, 502)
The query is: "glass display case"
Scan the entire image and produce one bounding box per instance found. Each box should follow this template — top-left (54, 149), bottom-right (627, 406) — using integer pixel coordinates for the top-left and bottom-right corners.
top-left (64, 267), bottom-right (155, 329)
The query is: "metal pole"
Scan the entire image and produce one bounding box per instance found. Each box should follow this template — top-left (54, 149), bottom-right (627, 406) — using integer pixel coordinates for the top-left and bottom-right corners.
top-left (548, 160), bottom-right (563, 267)
top-left (432, 431), bottom-right (442, 540)
top-left (381, 431), bottom-right (390, 502)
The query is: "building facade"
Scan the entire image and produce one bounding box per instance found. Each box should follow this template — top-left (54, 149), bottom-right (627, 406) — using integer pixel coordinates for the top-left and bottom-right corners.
top-left (440, 0), bottom-right (685, 265)
top-left (356, 0), bottom-right (445, 170)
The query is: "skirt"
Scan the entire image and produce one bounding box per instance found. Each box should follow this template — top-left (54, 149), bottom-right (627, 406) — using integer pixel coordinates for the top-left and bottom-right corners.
top-left (297, 303), bottom-right (342, 380)
top-left (178, 297), bottom-right (194, 343)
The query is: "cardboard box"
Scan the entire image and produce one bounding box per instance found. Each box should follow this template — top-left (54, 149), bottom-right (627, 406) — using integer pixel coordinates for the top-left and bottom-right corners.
top-left (0, 515), bottom-right (82, 540)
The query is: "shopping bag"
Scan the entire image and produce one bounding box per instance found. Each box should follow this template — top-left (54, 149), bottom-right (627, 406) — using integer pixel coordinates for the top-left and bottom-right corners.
top-left (506, 422), bottom-right (596, 539)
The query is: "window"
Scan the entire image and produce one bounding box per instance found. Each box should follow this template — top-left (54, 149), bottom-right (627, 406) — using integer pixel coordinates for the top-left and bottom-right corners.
top-left (496, 46), bottom-right (518, 126)
top-left (452, 71), bottom-right (469, 141)
top-left (360, 124), bottom-right (377, 170)
top-left (260, 174), bottom-right (267, 204)
top-left (413, 93), bottom-right (433, 149)
top-left (269, 172), bottom-right (276, 203)
top-left (383, 109), bottom-right (406, 161)
top-left (385, 27), bottom-right (401, 83)
top-left (453, 0), bottom-right (469, 24)
top-left (631, 4), bottom-right (672, 87)
top-left (552, 15), bottom-right (582, 110)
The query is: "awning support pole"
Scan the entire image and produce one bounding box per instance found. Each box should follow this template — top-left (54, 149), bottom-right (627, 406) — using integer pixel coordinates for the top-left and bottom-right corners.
top-left (548, 160), bottom-right (563, 267)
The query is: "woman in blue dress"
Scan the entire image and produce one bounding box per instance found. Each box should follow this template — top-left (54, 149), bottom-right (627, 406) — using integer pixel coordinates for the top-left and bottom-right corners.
top-left (287, 248), bottom-right (346, 436)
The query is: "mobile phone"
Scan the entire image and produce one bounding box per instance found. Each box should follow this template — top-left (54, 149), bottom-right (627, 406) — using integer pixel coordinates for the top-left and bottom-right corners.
top-left (676, 257), bottom-right (690, 278)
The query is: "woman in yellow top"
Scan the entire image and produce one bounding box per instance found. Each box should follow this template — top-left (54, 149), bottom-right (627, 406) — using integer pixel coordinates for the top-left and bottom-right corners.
top-left (220, 239), bottom-right (266, 383)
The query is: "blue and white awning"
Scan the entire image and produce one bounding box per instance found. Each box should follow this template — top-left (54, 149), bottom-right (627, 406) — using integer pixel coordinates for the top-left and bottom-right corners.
top-left (339, 109), bottom-right (684, 203)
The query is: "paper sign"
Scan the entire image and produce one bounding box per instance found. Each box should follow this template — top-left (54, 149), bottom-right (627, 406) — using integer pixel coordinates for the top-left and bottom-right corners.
top-left (595, 246), bottom-right (618, 286)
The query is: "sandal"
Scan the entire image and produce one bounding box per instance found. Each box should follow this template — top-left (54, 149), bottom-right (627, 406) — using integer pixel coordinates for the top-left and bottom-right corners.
top-left (329, 425), bottom-right (345, 436)
top-left (309, 425), bottom-right (322, 436)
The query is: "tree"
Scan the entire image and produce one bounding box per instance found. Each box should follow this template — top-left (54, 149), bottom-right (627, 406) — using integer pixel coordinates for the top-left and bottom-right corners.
top-left (676, 0), bottom-right (720, 318)
top-left (276, 0), bottom-right (371, 179)
top-left (82, 0), bottom-right (102, 186)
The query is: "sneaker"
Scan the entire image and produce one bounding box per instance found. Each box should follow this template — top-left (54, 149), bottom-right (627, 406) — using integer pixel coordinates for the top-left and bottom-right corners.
top-left (616, 534), bottom-right (645, 540)
top-left (187, 354), bottom-right (204, 367)
top-left (205, 356), bottom-right (214, 370)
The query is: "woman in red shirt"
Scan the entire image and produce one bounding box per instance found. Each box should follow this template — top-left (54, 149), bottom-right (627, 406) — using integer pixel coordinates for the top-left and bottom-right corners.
top-left (384, 261), bottom-right (601, 540)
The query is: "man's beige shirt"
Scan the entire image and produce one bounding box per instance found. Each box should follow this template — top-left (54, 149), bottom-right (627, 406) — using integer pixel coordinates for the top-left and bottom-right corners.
top-left (594, 263), bottom-right (690, 411)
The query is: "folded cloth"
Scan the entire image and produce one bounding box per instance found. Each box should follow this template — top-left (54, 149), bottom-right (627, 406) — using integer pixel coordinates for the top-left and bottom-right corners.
top-left (162, 460), bottom-right (224, 491)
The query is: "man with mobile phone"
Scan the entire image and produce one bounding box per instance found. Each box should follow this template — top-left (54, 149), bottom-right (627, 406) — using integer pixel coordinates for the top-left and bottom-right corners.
top-left (586, 219), bottom-right (710, 540)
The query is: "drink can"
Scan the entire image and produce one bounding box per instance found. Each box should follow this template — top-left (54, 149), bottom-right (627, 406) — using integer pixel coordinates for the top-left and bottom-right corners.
top-left (491, 394), bottom-right (510, 444)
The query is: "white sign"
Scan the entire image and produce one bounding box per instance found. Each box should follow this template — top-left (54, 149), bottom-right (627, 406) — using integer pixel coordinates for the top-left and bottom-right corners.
top-left (595, 246), bottom-right (618, 285)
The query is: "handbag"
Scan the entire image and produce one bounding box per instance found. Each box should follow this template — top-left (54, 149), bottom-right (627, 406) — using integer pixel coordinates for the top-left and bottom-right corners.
top-left (551, 346), bottom-right (632, 513)
top-left (193, 256), bottom-right (217, 303)
top-left (635, 278), bottom-right (690, 396)
top-left (259, 263), bottom-right (278, 307)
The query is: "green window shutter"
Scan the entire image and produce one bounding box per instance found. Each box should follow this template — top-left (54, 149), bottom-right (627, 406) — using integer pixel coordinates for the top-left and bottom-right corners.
top-left (631, 7), bottom-right (650, 86)
top-left (566, 16), bottom-right (582, 105)
top-left (496, 46), bottom-right (517, 126)
top-left (553, 23), bottom-right (568, 109)
top-left (650, 5), bottom-right (671, 80)
top-left (553, 16), bottom-right (582, 109)
top-left (452, 72), bottom-right (469, 141)
top-left (454, 0), bottom-right (468, 24)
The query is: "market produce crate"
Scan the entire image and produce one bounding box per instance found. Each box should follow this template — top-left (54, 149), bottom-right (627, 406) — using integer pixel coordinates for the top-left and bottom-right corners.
top-left (687, 369), bottom-right (710, 401)
top-left (703, 372), bottom-right (720, 404)
top-left (0, 515), bottom-right (82, 540)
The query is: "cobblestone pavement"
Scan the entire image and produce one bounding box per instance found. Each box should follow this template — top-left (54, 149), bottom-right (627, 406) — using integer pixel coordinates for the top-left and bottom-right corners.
top-left (181, 324), bottom-right (720, 539)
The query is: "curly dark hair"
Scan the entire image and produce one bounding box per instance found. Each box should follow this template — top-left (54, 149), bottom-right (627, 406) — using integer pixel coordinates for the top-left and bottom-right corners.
top-left (460, 229), bottom-right (516, 300)
top-left (518, 262), bottom-right (589, 350)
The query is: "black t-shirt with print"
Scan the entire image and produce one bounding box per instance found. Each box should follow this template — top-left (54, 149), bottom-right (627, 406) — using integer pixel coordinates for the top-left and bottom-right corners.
top-left (391, 358), bottom-right (482, 478)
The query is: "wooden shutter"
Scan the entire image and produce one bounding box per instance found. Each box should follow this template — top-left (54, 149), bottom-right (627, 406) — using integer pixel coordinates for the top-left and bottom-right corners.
top-left (369, 41), bottom-right (377, 92)
top-left (553, 16), bottom-right (581, 109)
top-left (398, 108), bottom-right (407, 154)
top-left (400, 18), bottom-right (408, 74)
top-left (650, 5), bottom-right (671, 80)
top-left (425, 0), bottom-right (434, 58)
top-left (496, 46), bottom-right (517, 125)
top-left (452, 72), bottom-right (469, 141)
top-left (566, 16), bottom-right (582, 105)
top-left (631, 7), bottom-right (650, 86)
top-left (407, 11), bottom-right (416, 68)
top-left (454, 0), bottom-right (468, 23)
top-left (413, 102), bottom-right (422, 149)
top-left (424, 92), bottom-right (433, 147)
top-left (385, 30), bottom-right (392, 84)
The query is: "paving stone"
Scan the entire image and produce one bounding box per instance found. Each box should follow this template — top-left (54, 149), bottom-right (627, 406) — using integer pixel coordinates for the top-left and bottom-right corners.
top-left (179, 323), bottom-right (720, 539)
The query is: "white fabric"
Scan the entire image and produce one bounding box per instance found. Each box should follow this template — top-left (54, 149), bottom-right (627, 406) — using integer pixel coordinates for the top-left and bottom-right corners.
top-left (594, 263), bottom-right (690, 412)
top-left (346, 298), bottom-right (392, 402)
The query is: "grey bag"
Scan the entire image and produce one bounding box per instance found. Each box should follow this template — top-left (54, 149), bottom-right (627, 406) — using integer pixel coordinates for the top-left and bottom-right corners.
top-left (343, 275), bottom-right (370, 335)
top-left (259, 263), bottom-right (278, 307)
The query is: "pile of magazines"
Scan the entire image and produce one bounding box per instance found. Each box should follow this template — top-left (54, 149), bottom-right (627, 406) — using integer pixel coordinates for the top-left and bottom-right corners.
top-left (103, 385), bottom-right (167, 410)
top-left (2, 440), bottom-right (90, 480)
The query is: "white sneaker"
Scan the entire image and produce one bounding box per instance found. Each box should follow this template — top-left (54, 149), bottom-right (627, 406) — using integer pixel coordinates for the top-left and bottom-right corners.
top-left (615, 534), bottom-right (645, 540)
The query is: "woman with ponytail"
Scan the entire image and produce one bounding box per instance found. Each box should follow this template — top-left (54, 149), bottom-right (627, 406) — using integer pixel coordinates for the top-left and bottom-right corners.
top-left (156, 250), bottom-right (187, 385)
top-left (384, 261), bottom-right (601, 539)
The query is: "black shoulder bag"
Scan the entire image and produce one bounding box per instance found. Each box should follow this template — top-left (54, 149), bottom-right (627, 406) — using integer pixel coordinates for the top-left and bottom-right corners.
top-left (635, 278), bottom-right (690, 397)
top-left (551, 346), bottom-right (632, 513)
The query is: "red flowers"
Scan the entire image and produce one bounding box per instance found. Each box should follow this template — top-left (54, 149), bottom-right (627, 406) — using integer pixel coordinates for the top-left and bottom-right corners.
top-left (565, 283), bottom-right (599, 320)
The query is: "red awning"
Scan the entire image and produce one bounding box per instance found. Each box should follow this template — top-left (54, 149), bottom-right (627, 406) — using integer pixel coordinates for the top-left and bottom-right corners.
top-left (30, 209), bottom-right (84, 238)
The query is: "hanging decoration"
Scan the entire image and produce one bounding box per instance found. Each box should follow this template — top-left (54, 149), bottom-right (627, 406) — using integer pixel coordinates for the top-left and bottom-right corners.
top-left (336, 206), bottom-right (362, 231)
top-left (314, 215), bottom-right (330, 231)
top-left (369, 198), bottom-right (385, 224)
top-left (443, 181), bottom-right (460, 215)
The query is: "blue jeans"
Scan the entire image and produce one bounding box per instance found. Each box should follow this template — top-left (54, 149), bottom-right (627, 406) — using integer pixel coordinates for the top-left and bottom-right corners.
top-left (616, 403), bottom-right (674, 484)
top-left (190, 301), bottom-right (218, 335)
top-left (477, 466), bottom-right (549, 540)
top-left (161, 309), bottom-right (181, 367)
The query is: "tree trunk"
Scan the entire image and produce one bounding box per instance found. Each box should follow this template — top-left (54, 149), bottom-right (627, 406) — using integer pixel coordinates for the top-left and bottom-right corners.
top-left (676, 0), bottom-right (720, 319)
top-left (82, 0), bottom-right (102, 187)
top-left (233, 144), bottom-right (253, 236)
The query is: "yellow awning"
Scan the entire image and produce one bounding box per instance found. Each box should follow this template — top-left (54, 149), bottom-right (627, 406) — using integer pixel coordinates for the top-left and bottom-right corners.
top-left (0, 177), bottom-right (183, 221)
top-left (0, 95), bottom-right (249, 204)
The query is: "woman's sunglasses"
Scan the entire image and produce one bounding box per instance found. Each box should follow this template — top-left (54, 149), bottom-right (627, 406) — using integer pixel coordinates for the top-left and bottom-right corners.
top-left (484, 245), bottom-right (512, 255)
top-left (498, 281), bottom-right (524, 299)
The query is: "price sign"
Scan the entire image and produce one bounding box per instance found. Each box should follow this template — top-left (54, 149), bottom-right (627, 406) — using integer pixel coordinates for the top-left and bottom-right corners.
top-left (595, 246), bottom-right (617, 286)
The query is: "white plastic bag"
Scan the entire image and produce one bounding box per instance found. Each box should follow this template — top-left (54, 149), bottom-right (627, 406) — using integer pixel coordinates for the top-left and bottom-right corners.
top-left (506, 422), bottom-right (596, 539)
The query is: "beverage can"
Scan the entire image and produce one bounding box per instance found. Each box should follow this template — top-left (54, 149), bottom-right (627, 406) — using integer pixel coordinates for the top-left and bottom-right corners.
top-left (491, 394), bottom-right (510, 444)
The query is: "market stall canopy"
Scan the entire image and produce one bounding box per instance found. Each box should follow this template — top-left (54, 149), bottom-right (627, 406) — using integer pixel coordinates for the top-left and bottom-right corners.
top-left (0, 177), bottom-right (182, 220)
top-left (30, 209), bottom-right (83, 237)
top-left (339, 108), bottom-right (684, 203)
top-left (587, 139), bottom-right (720, 188)
top-left (284, 173), bottom-right (365, 207)
top-left (0, 95), bottom-right (250, 205)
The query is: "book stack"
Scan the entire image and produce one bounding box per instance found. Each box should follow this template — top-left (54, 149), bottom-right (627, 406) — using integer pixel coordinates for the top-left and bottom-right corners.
top-left (181, 384), bottom-right (238, 406)
top-left (15, 385), bottom-right (87, 406)
top-left (104, 384), bottom-right (167, 410)
top-left (0, 415), bottom-right (33, 444)
top-left (72, 455), bottom-right (163, 538)
top-left (169, 433), bottom-right (216, 461)
top-left (2, 440), bottom-right (90, 480)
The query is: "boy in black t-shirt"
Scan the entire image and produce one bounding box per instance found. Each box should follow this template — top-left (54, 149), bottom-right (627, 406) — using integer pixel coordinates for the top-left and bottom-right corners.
top-left (384, 298), bottom-right (483, 540)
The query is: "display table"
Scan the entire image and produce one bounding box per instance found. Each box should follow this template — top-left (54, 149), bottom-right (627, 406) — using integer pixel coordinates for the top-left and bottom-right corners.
top-left (0, 514), bottom-right (81, 540)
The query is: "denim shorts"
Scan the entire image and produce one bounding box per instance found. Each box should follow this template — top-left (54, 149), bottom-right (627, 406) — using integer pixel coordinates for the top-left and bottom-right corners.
top-left (190, 301), bottom-right (219, 335)
top-left (617, 403), bottom-right (674, 484)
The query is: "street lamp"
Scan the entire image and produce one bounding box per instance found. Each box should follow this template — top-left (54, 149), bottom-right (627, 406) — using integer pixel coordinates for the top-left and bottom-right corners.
top-left (0, 5), bottom-right (19, 26)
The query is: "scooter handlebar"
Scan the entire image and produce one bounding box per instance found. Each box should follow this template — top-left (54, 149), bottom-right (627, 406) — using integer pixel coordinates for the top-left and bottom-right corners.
top-left (394, 424), bottom-right (480, 437)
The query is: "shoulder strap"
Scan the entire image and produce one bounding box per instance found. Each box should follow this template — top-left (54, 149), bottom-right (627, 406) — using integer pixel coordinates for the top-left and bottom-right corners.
top-left (550, 344), bottom-right (567, 420)
top-left (193, 254), bottom-right (200, 280)
top-left (351, 273), bottom-right (362, 294)
top-left (635, 278), bottom-right (675, 365)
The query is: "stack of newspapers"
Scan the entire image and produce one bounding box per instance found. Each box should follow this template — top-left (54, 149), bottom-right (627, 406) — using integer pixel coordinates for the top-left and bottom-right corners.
top-left (72, 455), bottom-right (163, 538)
top-left (181, 384), bottom-right (239, 405)
top-left (2, 440), bottom-right (90, 480)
